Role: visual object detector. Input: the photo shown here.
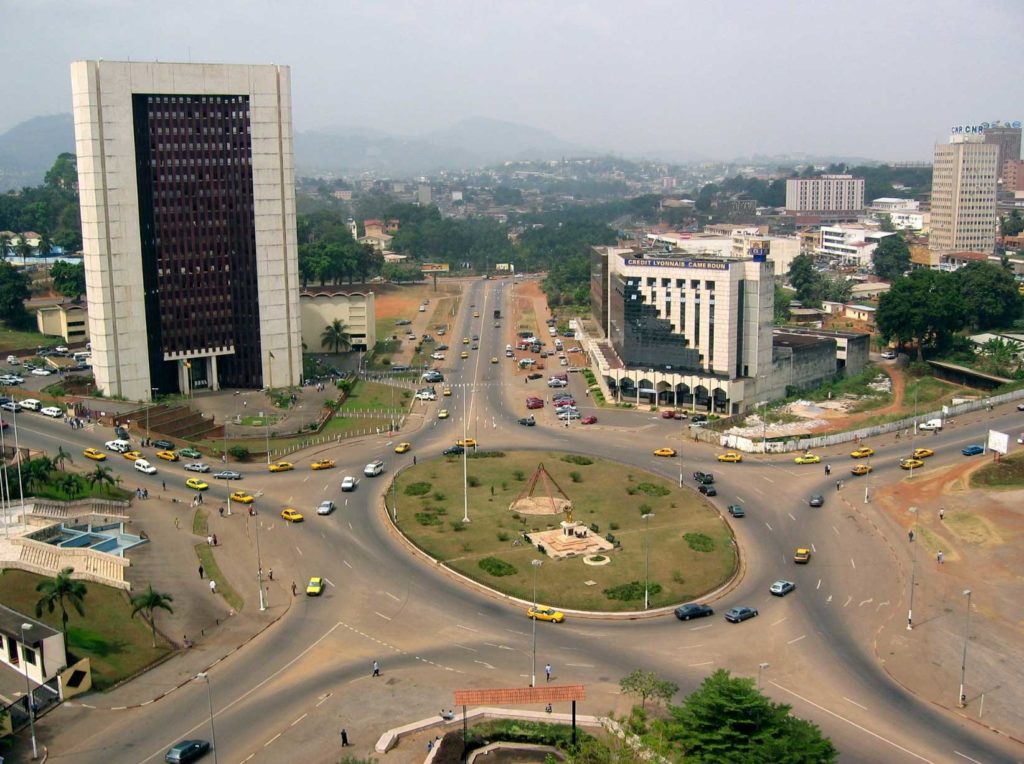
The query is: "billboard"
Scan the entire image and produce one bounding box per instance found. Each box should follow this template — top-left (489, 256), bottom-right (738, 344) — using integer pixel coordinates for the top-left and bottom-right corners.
top-left (987, 430), bottom-right (1009, 455)
top-left (420, 263), bottom-right (450, 273)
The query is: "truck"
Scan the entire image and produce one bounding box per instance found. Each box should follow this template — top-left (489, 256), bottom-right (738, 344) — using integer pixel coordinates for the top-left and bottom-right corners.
top-left (918, 418), bottom-right (943, 431)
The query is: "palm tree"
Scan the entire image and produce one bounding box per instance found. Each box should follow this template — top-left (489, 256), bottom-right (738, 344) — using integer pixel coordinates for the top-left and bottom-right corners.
top-left (86, 464), bottom-right (115, 491)
top-left (59, 473), bottom-right (81, 498)
top-left (980, 337), bottom-right (1022, 376)
top-left (35, 567), bottom-right (87, 637)
top-left (54, 446), bottom-right (72, 471)
top-left (15, 235), bottom-right (32, 267)
top-left (36, 231), bottom-right (54, 258)
top-left (129, 585), bottom-right (175, 648)
top-left (23, 456), bottom-right (54, 492)
top-left (0, 233), bottom-right (11, 261)
top-left (320, 319), bottom-right (352, 354)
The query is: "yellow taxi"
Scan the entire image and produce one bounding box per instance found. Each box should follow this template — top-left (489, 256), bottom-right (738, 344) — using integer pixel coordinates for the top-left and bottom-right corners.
top-left (527, 605), bottom-right (565, 623)
top-left (185, 478), bottom-right (209, 491)
top-left (443, 387), bottom-right (452, 396)
top-left (463, 337), bottom-right (470, 345)
top-left (438, 409), bottom-right (449, 419)
top-left (850, 446), bottom-right (874, 458)
top-left (473, 312), bottom-right (480, 318)
top-left (280, 508), bottom-right (304, 523)
top-left (268, 461), bottom-right (294, 473)
top-left (850, 464), bottom-right (873, 476)
top-left (229, 490), bottom-right (254, 504)
top-left (306, 577), bottom-right (324, 596)
top-left (461, 351), bottom-right (469, 359)
top-left (456, 438), bottom-right (477, 448)
top-left (794, 452), bottom-right (821, 464)
top-left (794, 547), bottom-right (812, 564)
top-left (717, 452), bottom-right (742, 463)
top-left (394, 442), bottom-right (411, 454)
top-left (913, 448), bottom-right (934, 459)
top-left (156, 450), bottom-right (178, 461)
top-left (83, 447), bottom-right (106, 461)
top-left (491, 357), bottom-right (498, 364)
top-left (310, 459), bottom-right (336, 470)
top-left (653, 447), bottom-right (677, 457)
top-left (900, 458), bottom-right (924, 470)
top-left (122, 450), bottom-right (142, 461)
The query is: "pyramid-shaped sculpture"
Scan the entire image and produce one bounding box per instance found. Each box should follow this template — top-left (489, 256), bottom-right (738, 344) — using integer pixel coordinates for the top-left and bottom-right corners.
top-left (509, 462), bottom-right (573, 517)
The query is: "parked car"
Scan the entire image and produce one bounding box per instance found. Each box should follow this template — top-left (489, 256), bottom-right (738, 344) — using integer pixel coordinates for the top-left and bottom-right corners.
top-left (443, 446), bottom-right (464, 456)
top-left (693, 471), bottom-right (714, 484)
top-left (40, 406), bottom-right (63, 418)
top-left (674, 603), bottom-right (714, 621)
top-left (178, 447), bottom-right (202, 459)
top-left (724, 607), bottom-right (758, 623)
top-left (153, 439), bottom-right (175, 450)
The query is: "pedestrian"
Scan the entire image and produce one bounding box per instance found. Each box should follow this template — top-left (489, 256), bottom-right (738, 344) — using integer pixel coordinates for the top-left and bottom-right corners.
top-left (939, 508), bottom-right (945, 521)
top-left (143, 488), bottom-right (148, 499)
top-left (198, 564), bottom-right (205, 579)
top-left (372, 660), bottom-right (381, 677)
top-left (545, 663), bottom-right (552, 682)
top-left (427, 740), bottom-right (433, 753)
top-left (836, 480), bottom-right (841, 492)
top-left (291, 581), bottom-right (297, 596)
top-left (174, 516), bottom-right (180, 529)
top-left (825, 464), bottom-right (831, 476)
top-left (937, 550), bottom-right (944, 564)
top-left (209, 579), bottom-right (217, 593)
top-left (218, 506), bottom-right (224, 517)
top-left (908, 530), bottom-right (914, 543)
top-left (212, 533), bottom-right (218, 546)
top-left (269, 568), bottom-right (274, 581)
top-left (545, 703), bottom-right (553, 714)
top-left (162, 480), bottom-right (166, 491)
top-left (413, 455), bottom-right (417, 466)
top-left (207, 534), bottom-right (214, 546)
top-left (340, 729), bottom-right (349, 747)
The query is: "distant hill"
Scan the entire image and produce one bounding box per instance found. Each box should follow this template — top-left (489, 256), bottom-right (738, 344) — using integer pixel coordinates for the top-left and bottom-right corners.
top-left (0, 114), bottom-right (75, 190)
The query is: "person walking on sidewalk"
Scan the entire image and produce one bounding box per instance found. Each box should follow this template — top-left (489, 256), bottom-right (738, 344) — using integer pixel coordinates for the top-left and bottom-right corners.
top-left (198, 564), bottom-right (205, 579)
top-left (937, 550), bottom-right (944, 564)
top-left (372, 660), bottom-right (381, 677)
top-left (291, 581), bottom-right (297, 596)
top-left (340, 729), bottom-right (350, 747)
top-left (545, 663), bottom-right (552, 682)
top-left (939, 507), bottom-right (945, 521)
top-left (209, 579), bottom-right (217, 593)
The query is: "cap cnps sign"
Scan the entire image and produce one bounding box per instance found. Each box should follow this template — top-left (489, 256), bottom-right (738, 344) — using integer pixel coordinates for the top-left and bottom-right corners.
top-left (951, 121), bottom-right (1021, 135)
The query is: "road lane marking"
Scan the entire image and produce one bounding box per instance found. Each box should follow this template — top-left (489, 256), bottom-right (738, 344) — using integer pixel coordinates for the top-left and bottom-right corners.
top-left (505, 628), bottom-right (529, 637)
top-left (316, 693), bottom-right (332, 707)
top-left (566, 663), bottom-right (594, 668)
top-left (762, 476), bottom-right (774, 484)
top-left (290, 713), bottom-right (308, 726)
top-left (832, 525), bottom-right (840, 535)
top-left (859, 598), bottom-right (873, 607)
top-left (843, 697), bottom-right (867, 710)
top-left (374, 611), bottom-right (392, 621)
top-left (816, 579), bottom-right (822, 590)
top-left (385, 591), bottom-right (400, 602)
top-left (843, 595), bottom-right (853, 607)
top-left (787, 512), bottom-right (796, 521)
top-left (953, 752), bottom-right (983, 763)
top-left (769, 680), bottom-right (936, 763)
top-left (688, 624), bottom-right (713, 632)
top-left (680, 644), bottom-right (705, 649)
top-left (850, 558), bottom-right (856, 569)
top-left (765, 522), bottom-right (774, 531)
top-left (295, 546), bottom-right (303, 556)
top-left (736, 496), bottom-right (745, 503)
top-left (771, 617), bottom-right (787, 626)
top-left (454, 644), bottom-right (477, 652)
top-left (826, 595), bottom-right (833, 604)
top-left (688, 661), bottom-right (714, 667)
top-left (343, 560), bottom-right (352, 569)
top-left (323, 578), bottom-right (336, 588)
top-left (265, 733), bottom-right (282, 747)
top-left (457, 624), bottom-right (479, 632)
top-left (303, 475), bottom-right (310, 482)
top-left (787, 634), bottom-right (806, 645)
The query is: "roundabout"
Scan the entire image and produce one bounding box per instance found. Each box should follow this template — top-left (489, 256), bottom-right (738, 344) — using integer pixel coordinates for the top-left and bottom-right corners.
top-left (390, 451), bottom-right (737, 612)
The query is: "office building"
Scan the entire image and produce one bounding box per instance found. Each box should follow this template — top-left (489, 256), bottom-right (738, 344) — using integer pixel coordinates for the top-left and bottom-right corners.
top-left (785, 175), bottom-right (865, 214)
top-left (983, 125), bottom-right (1022, 179)
top-left (70, 60), bottom-right (302, 401)
top-left (929, 136), bottom-right (998, 255)
top-left (817, 226), bottom-right (896, 266)
top-left (300, 289), bottom-right (376, 353)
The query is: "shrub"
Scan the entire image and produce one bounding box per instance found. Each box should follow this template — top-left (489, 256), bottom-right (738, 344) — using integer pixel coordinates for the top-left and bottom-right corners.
top-left (603, 581), bottom-right (662, 602)
top-left (684, 532), bottom-right (715, 552)
top-left (466, 475), bottom-right (481, 487)
top-left (433, 491), bottom-right (446, 501)
top-left (468, 450), bottom-right (505, 459)
top-left (569, 471), bottom-right (582, 483)
top-left (513, 470), bottom-right (526, 481)
top-left (228, 444), bottom-right (250, 461)
top-left (496, 531), bottom-right (510, 542)
top-left (639, 503), bottom-right (652, 516)
top-left (450, 520), bottom-right (467, 532)
top-left (626, 486), bottom-right (637, 495)
top-left (561, 454), bottom-right (593, 465)
top-left (415, 512), bottom-right (442, 526)
top-left (478, 557), bottom-right (517, 577)
top-left (634, 482), bottom-right (670, 497)
top-left (404, 482), bottom-right (432, 496)
top-left (672, 570), bottom-right (685, 584)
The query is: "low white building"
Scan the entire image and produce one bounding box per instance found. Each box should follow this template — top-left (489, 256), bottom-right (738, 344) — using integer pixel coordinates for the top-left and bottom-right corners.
top-left (870, 197), bottom-right (920, 212)
top-left (818, 226), bottom-right (896, 266)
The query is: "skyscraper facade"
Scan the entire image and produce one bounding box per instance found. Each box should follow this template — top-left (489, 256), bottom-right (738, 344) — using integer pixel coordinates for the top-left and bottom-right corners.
top-left (785, 175), bottom-right (865, 214)
top-left (929, 136), bottom-right (998, 255)
top-left (70, 61), bottom-right (302, 401)
top-left (983, 125), bottom-right (1022, 179)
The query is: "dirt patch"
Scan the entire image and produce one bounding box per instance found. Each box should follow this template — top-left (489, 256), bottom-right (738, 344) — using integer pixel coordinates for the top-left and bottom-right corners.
top-left (374, 283), bottom-right (444, 320)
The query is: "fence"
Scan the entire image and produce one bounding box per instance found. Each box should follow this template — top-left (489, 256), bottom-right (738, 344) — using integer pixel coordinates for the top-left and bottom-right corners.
top-left (712, 388), bottom-right (1024, 454)
top-left (269, 414), bottom-right (409, 460)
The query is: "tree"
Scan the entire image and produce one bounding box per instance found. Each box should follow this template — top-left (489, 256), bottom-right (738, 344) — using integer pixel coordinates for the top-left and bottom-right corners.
top-left (878, 213), bottom-right (896, 233)
top-left (872, 235), bottom-right (911, 281)
top-left (382, 263), bottom-right (423, 283)
top-left (978, 337), bottom-right (1022, 377)
top-left (44, 153), bottom-right (78, 191)
top-left (773, 284), bottom-right (792, 324)
top-left (59, 473), bottom-right (81, 498)
top-left (0, 260), bottom-right (32, 328)
top-left (130, 585), bottom-right (175, 648)
top-left (320, 319), bottom-right (352, 354)
top-left (663, 669), bottom-right (837, 763)
top-left (35, 567), bottom-right (88, 637)
top-left (619, 669), bottom-right (679, 710)
top-left (876, 269), bottom-right (965, 360)
top-left (54, 445), bottom-right (72, 471)
top-left (787, 254), bottom-right (821, 306)
top-left (0, 232), bottom-right (11, 259)
top-left (1001, 210), bottom-right (1024, 237)
top-left (819, 275), bottom-right (852, 304)
top-left (86, 464), bottom-right (116, 491)
top-left (14, 235), bottom-right (32, 267)
top-left (952, 261), bottom-right (1022, 331)
top-left (50, 261), bottom-right (85, 302)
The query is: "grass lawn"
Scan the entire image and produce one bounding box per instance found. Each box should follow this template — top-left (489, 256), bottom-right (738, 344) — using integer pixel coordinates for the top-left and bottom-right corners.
top-left (340, 379), bottom-right (408, 411)
top-left (194, 544), bottom-right (244, 612)
top-left (0, 323), bottom-right (59, 353)
top-left (238, 415), bottom-right (281, 427)
top-left (393, 452), bottom-right (736, 611)
top-left (0, 570), bottom-right (174, 690)
top-left (970, 452), bottom-right (1024, 488)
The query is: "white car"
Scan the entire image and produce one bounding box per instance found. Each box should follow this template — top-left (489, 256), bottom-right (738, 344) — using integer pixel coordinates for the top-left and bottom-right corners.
top-left (31, 368), bottom-right (52, 376)
top-left (20, 399), bottom-right (42, 411)
top-left (547, 379), bottom-right (567, 388)
top-left (184, 462), bottom-right (210, 473)
top-left (341, 476), bottom-right (357, 492)
top-left (415, 391), bottom-right (437, 401)
top-left (104, 439), bottom-right (132, 453)
top-left (0, 401), bottom-right (21, 412)
top-left (430, 352), bottom-right (445, 361)
top-left (363, 460), bottom-right (384, 477)
top-left (40, 406), bottom-right (63, 418)
top-left (54, 345), bottom-right (69, 353)
top-left (133, 459), bottom-right (157, 474)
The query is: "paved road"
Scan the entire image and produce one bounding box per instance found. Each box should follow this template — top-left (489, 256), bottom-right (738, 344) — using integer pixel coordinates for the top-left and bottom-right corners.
top-left (11, 277), bottom-right (1024, 763)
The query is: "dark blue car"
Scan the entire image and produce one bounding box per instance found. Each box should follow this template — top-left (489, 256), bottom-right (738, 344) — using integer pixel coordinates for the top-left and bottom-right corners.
top-left (961, 444), bottom-right (985, 456)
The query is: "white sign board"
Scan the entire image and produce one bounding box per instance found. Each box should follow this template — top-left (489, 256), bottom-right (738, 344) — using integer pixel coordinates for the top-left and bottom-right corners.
top-left (987, 430), bottom-right (1009, 455)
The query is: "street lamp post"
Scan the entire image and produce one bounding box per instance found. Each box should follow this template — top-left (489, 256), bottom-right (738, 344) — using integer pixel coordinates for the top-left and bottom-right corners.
top-left (531, 559), bottom-right (543, 687)
top-left (958, 589), bottom-right (972, 707)
top-left (462, 385), bottom-right (470, 523)
top-left (907, 506), bottom-right (918, 630)
top-left (21, 623), bottom-right (38, 759)
top-left (12, 410), bottom-right (26, 523)
top-left (196, 672), bottom-right (219, 763)
top-left (254, 506), bottom-right (266, 611)
top-left (265, 414), bottom-right (271, 466)
top-left (757, 662), bottom-right (770, 690)
top-left (642, 512), bottom-right (655, 610)
top-left (1, 420), bottom-right (10, 539)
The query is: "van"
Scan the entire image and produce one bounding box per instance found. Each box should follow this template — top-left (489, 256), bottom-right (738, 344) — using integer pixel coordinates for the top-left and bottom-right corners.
top-left (918, 418), bottom-right (943, 431)
top-left (364, 460), bottom-right (385, 477)
top-left (105, 439), bottom-right (132, 453)
top-left (73, 352), bottom-right (91, 363)
top-left (134, 459), bottom-right (157, 474)
top-left (6, 355), bottom-right (18, 365)
top-left (21, 399), bottom-right (42, 411)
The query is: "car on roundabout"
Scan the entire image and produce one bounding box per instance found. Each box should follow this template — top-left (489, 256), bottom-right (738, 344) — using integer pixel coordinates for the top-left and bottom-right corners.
top-left (280, 508), bottom-right (304, 523)
top-left (850, 446), bottom-right (874, 458)
top-left (443, 445), bottom-right (465, 456)
top-left (306, 577), bottom-right (324, 596)
top-left (164, 739), bottom-right (211, 763)
top-left (460, 351), bottom-right (469, 359)
top-left (581, 415), bottom-right (598, 425)
top-left (341, 476), bottom-right (357, 492)
top-left (698, 484), bottom-right (717, 496)
top-left (517, 416), bottom-right (536, 426)
top-left (794, 547), bottom-right (812, 564)
top-left (438, 409), bottom-right (449, 419)
top-left (727, 505), bottom-right (745, 517)
top-left (961, 444), bottom-right (985, 456)
top-left (724, 606), bottom-right (758, 623)
top-left (157, 450), bottom-right (179, 461)
top-left (456, 438), bottom-right (477, 448)
top-left (674, 603), bottom-right (714, 620)
top-left (178, 447), bottom-right (202, 459)
top-left (527, 605), bottom-right (565, 623)
top-left (913, 448), bottom-right (934, 459)
top-left (214, 470), bottom-right (242, 480)
top-left (491, 357), bottom-right (498, 364)
top-left (83, 447), bottom-right (106, 461)
top-left (184, 463), bottom-right (210, 473)
top-left (653, 447), bottom-right (677, 457)
top-left (851, 464), bottom-right (872, 476)
top-left (809, 494), bottom-right (824, 507)
top-left (122, 451), bottom-right (142, 461)
top-left (229, 490), bottom-right (254, 504)
top-left (317, 500), bottom-right (336, 515)
top-left (770, 580), bottom-right (796, 596)
top-left (693, 471), bottom-right (714, 484)
top-left (311, 459), bottom-right (335, 470)
top-left (185, 478), bottom-right (209, 491)
top-left (443, 387), bottom-right (452, 396)
top-left (900, 458), bottom-right (924, 470)
top-left (794, 452), bottom-right (820, 464)
top-left (717, 451), bottom-right (742, 463)
top-left (268, 461), bottom-right (294, 473)
top-left (394, 442), bottom-right (411, 454)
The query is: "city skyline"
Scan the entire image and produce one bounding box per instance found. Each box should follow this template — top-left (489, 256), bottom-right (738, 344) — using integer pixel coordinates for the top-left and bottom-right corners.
top-left (2, 0), bottom-right (1022, 163)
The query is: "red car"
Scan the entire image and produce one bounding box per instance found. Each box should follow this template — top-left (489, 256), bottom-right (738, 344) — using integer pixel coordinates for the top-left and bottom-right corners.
top-left (581, 416), bottom-right (598, 425)
top-left (526, 399), bottom-right (544, 410)
top-left (554, 399), bottom-right (576, 408)
top-left (661, 410), bottom-right (676, 419)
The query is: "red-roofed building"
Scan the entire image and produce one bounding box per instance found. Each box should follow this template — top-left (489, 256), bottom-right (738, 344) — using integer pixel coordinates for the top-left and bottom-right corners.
top-left (938, 251), bottom-right (989, 272)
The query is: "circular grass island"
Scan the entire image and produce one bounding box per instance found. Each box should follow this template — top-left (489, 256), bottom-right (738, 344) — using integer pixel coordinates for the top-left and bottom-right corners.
top-left (391, 451), bottom-right (737, 612)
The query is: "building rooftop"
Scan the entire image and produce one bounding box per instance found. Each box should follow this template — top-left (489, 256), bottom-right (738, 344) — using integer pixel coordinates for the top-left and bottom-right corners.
top-left (772, 332), bottom-right (834, 348)
top-left (941, 251), bottom-right (989, 261)
top-left (0, 604), bottom-right (59, 645)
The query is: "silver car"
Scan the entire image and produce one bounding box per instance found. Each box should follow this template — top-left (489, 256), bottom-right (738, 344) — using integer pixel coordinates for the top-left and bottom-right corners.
top-left (317, 500), bottom-right (337, 515)
top-left (184, 463), bottom-right (210, 473)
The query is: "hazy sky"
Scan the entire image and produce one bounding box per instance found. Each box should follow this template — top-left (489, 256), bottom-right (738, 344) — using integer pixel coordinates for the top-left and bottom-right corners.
top-left (4, 0), bottom-right (1022, 161)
